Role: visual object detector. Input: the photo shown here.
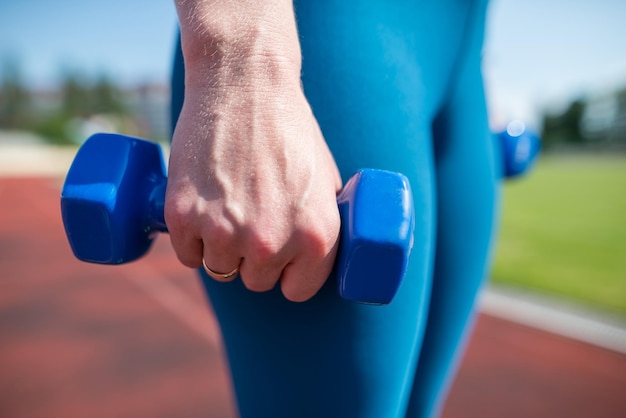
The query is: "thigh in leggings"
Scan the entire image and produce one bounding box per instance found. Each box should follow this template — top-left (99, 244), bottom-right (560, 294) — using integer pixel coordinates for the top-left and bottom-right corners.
top-left (170, 1), bottom-right (494, 417)
top-left (404, 1), bottom-right (498, 417)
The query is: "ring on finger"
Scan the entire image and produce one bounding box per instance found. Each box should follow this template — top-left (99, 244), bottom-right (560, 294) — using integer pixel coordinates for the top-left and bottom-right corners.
top-left (202, 258), bottom-right (240, 280)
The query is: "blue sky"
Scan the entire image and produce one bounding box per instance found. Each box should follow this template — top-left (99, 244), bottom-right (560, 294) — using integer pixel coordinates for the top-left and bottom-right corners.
top-left (484, 0), bottom-right (626, 128)
top-left (0, 0), bottom-right (177, 86)
top-left (1, 0), bottom-right (626, 130)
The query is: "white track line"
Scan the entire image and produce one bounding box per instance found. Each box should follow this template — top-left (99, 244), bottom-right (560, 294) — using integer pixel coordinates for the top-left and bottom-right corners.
top-left (480, 285), bottom-right (626, 355)
top-left (124, 262), bottom-right (626, 356)
top-left (0, 143), bottom-right (76, 177)
top-left (126, 266), bottom-right (626, 356)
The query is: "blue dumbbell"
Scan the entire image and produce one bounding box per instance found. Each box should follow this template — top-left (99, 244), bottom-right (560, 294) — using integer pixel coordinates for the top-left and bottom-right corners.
top-left (61, 133), bottom-right (415, 305)
top-left (497, 120), bottom-right (541, 178)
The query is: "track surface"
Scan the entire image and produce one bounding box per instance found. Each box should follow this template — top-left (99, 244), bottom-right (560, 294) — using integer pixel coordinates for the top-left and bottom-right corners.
top-left (1, 177), bottom-right (625, 418)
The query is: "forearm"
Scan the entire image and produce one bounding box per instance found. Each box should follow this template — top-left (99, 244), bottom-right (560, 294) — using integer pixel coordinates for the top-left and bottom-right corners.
top-left (174, 0), bottom-right (302, 89)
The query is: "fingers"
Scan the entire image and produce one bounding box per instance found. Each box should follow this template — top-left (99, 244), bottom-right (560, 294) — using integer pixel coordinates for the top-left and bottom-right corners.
top-left (236, 238), bottom-right (291, 292)
top-left (280, 245), bottom-right (339, 302)
top-left (167, 211), bottom-right (339, 301)
top-left (280, 216), bottom-right (341, 302)
top-left (166, 209), bottom-right (292, 292)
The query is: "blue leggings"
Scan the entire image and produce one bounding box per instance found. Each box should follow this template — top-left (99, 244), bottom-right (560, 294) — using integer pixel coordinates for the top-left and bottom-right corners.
top-left (171, 0), bottom-right (498, 416)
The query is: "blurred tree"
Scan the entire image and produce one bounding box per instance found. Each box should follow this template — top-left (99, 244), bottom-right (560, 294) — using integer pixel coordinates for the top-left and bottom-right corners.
top-left (91, 74), bottom-right (126, 115)
top-left (609, 87), bottom-right (626, 144)
top-left (33, 71), bottom-right (130, 144)
top-left (59, 71), bottom-right (128, 117)
top-left (60, 72), bottom-right (91, 118)
top-left (540, 98), bottom-right (586, 149)
top-left (0, 56), bottom-right (32, 129)
top-left (0, 60), bottom-right (141, 145)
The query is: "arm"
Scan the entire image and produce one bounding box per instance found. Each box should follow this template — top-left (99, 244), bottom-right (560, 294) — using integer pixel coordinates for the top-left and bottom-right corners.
top-left (165, 0), bottom-right (342, 301)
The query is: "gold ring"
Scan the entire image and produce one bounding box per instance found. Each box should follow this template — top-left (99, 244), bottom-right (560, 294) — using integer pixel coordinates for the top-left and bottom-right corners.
top-left (202, 258), bottom-right (240, 280)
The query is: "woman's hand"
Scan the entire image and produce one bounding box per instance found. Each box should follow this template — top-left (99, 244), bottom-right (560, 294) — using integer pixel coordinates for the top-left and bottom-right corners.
top-left (165, 0), bottom-right (342, 302)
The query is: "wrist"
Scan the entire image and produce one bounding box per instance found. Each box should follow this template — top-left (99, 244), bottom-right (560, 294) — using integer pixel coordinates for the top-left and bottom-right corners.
top-left (176, 1), bottom-right (302, 89)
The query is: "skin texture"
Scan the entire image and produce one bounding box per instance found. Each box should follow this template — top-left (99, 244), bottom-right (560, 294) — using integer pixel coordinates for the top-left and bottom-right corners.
top-left (166, 0), bottom-right (342, 302)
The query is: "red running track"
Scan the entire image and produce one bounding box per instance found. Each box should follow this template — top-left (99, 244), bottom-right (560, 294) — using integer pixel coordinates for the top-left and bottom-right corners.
top-left (1, 177), bottom-right (625, 418)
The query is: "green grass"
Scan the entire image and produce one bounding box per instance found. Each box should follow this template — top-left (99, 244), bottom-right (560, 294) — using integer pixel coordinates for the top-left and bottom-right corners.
top-left (491, 153), bottom-right (626, 317)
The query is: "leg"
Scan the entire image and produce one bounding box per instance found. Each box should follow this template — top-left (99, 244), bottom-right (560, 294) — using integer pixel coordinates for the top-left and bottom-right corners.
top-left (405, 1), bottom-right (499, 416)
top-left (198, 6), bottom-right (438, 415)
top-left (171, 1), bottom-right (477, 416)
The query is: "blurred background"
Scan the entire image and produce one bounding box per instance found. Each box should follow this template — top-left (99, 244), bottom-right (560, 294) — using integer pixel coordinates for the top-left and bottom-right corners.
top-left (1, 0), bottom-right (625, 417)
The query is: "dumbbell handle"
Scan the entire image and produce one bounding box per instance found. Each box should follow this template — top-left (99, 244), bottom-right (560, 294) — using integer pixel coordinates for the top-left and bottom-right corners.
top-left (147, 181), bottom-right (167, 232)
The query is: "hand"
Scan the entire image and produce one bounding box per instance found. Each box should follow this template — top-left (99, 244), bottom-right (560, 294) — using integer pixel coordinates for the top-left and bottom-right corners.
top-left (165, 0), bottom-right (342, 302)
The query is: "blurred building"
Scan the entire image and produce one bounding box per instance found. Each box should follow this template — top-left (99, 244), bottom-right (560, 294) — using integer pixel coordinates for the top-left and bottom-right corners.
top-left (581, 89), bottom-right (626, 145)
top-left (124, 83), bottom-right (171, 142)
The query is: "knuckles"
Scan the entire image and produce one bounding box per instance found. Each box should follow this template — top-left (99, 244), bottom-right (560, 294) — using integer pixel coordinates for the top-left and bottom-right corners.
top-left (243, 230), bottom-right (285, 265)
top-left (163, 192), bottom-right (195, 233)
top-left (296, 214), bottom-right (340, 258)
top-left (164, 189), bottom-right (340, 303)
